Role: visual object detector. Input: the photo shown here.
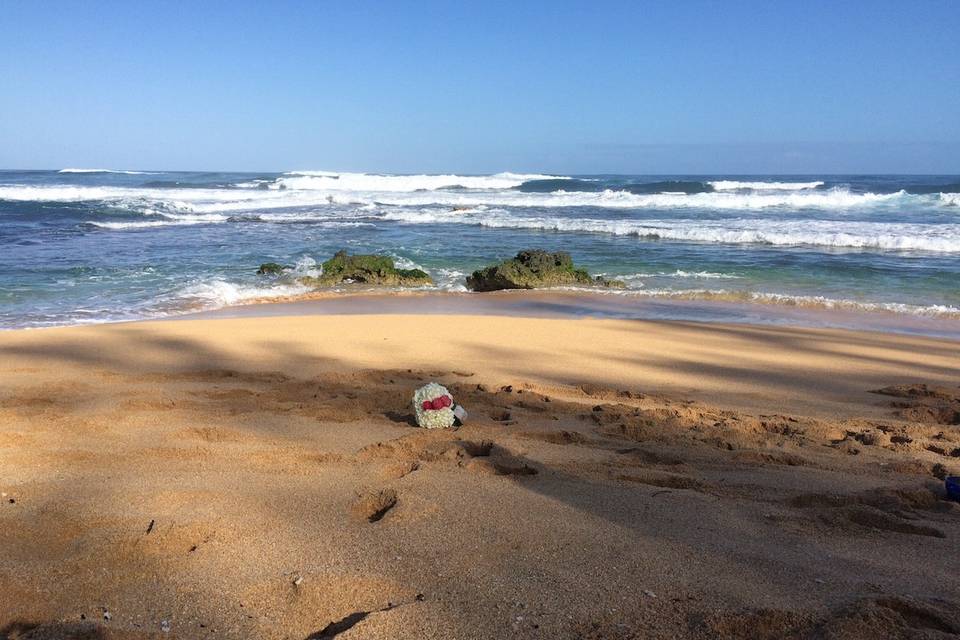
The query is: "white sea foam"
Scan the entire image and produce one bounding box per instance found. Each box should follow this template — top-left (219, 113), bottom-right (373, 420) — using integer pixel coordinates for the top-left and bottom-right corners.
top-left (431, 268), bottom-right (469, 291)
top-left (0, 186), bottom-right (148, 201)
top-left (0, 186), bottom-right (385, 221)
top-left (390, 255), bottom-right (427, 272)
top-left (58, 168), bottom-right (153, 175)
top-left (708, 180), bottom-right (824, 191)
top-left (87, 215), bottom-right (376, 230)
top-left (671, 270), bottom-right (742, 279)
top-left (940, 193), bottom-right (960, 206)
top-left (275, 171), bottom-right (565, 192)
top-left (382, 209), bottom-right (960, 253)
top-left (167, 279), bottom-right (960, 320)
top-left (0, 183), bottom-right (929, 213)
top-left (175, 279), bottom-right (312, 308)
top-left (291, 255), bottom-right (321, 278)
top-left (631, 289), bottom-right (960, 318)
top-left (612, 270), bottom-right (742, 280)
top-left (87, 219), bottom-right (217, 230)
top-left (367, 187), bottom-right (908, 210)
top-left (535, 286), bottom-right (960, 318)
top-left (3, 178), bottom-right (958, 252)
top-left (740, 292), bottom-right (960, 317)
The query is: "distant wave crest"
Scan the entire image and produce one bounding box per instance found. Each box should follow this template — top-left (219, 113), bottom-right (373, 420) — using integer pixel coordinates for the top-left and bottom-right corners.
top-left (2, 183), bottom-right (924, 212)
top-left (58, 168), bottom-right (154, 175)
top-left (708, 180), bottom-right (824, 191)
top-left (274, 171), bottom-right (566, 192)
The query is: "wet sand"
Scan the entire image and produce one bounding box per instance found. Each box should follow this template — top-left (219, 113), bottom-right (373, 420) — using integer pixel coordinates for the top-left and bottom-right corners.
top-left (187, 290), bottom-right (960, 339)
top-left (2, 313), bottom-right (960, 639)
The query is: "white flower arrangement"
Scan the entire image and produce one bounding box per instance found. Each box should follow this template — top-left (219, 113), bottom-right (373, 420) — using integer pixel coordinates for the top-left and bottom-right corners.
top-left (412, 382), bottom-right (456, 429)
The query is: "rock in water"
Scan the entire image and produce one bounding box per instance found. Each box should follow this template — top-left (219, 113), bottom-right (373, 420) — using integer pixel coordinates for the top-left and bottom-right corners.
top-left (466, 250), bottom-right (624, 292)
top-left (256, 262), bottom-right (287, 275)
top-left (298, 250), bottom-right (433, 288)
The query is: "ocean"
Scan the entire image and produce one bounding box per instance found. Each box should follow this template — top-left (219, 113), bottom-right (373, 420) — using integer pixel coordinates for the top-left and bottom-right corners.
top-left (1, 169), bottom-right (958, 332)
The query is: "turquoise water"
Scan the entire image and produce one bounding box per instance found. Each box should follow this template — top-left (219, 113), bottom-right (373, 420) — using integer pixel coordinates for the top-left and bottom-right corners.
top-left (0, 169), bottom-right (958, 329)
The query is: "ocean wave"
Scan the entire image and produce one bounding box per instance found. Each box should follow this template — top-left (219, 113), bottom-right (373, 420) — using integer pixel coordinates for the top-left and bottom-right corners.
top-left (166, 279), bottom-right (960, 321)
top-left (252, 215), bottom-right (376, 227)
top-left (291, 255), bottom-right (321, 278)
top-left (610, 270), bottom-right (742, 280)
top-left (383, 209), bottom-right (960, 252)
top-left (86, 214), bottom-right (376, 230)
top-left (85, 219), bottom-right (217, 230)
top-left (58, 168), bottom-right (154, 175)
top-left (519, 179), bottom-right (714, 195)
top-left (431, 267), bottom-right (469, 292)
top-left (174, 279), bottom-right (313, 309)
top-left (389, 255), bottom-right (427, 272)
top-left (708, 180), bottom-right (824, 191)
top-left (0, 182), bottom-right (934, 212)
top-left (0, 185), bottom-right (375, 214)
top-left (274, 171), bottom-right (566, 192)
top-left (940, 193), bottom-right (960, 206)
top-left (523, 284), bottom-right (960, 318)
top-left (625, 180), bottom-right (715, 194)
top-left (516, 178), bottom-right (603, 193)
top-left (617, 288), bottom-right (960, 318)
top-left (0, 186), bottom-right (150, 201)
top-left (369, 187), bottom-right (909, 210)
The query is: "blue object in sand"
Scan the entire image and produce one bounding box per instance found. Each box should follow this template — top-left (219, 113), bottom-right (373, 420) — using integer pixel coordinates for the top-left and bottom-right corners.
top-left (947, 477), bottom-right (960, 502)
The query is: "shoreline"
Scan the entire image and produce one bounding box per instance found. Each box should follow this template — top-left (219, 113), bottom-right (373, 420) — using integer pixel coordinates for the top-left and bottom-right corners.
top-left (182, 288), bottom-right (960, 339)
top-left (5, 287), bottom-right (960, 339)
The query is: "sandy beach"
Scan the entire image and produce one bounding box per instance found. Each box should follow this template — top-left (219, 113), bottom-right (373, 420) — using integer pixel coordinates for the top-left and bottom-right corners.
top-left (6, 0), bottom-right (960, 637)
top-left (2, 308), bottom-right (960, 639)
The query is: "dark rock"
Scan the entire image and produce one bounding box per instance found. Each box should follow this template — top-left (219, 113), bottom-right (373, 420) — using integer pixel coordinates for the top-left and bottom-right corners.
top-left (256, 262), bottom-right (288, 275)
top-left (298, 251), bottom-right (433, 288)
top-left (466, 250), bottom-right (625, 291)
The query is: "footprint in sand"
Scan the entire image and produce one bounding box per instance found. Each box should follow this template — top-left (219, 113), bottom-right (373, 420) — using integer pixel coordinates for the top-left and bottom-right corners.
top-left (350, 489), bottom-right (398, 523)
top-left (786, 488), bottom-right (950, 538)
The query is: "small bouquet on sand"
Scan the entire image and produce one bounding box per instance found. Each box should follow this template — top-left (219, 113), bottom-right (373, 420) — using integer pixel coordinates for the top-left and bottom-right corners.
top-left (413, 382), bottom-right (465, 429)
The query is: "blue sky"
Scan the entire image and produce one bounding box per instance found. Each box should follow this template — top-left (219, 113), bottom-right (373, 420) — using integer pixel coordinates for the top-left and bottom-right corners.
top-left (1, 1), bottom-right (958, 173)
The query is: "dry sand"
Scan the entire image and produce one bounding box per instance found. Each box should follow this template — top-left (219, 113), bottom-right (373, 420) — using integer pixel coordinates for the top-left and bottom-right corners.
top-left (1, 313), bottom-right (960, 639)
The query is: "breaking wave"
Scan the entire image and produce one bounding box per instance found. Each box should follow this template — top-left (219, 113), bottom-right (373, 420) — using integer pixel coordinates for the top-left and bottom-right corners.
top-left (4, 169), bottom-right (959, 332)
top-left (275, 171), bottom-right (565, 192)
top-left (173, 279), bottom-right (313, 309)
top-left (0, 181), bottom-right (947, 214)
top-left (368, 187), bottom-right (909, 210)
top-left (940, 192), bottom-right (960, 206)
top-left (708, 180), bottom-right (824, 191)
top-left (58, 168), bottom-right (154, 175)
top-left (382, 209), bottom-right (960, 252)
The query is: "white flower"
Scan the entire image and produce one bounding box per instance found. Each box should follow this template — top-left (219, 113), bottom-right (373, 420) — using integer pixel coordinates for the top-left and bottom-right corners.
top-left (412, 382), bottom-right (456, 429)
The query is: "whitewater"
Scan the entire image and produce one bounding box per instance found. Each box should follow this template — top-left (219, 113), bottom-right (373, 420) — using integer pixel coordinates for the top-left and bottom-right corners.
top-left (0, 169), bottom-right (958, 331)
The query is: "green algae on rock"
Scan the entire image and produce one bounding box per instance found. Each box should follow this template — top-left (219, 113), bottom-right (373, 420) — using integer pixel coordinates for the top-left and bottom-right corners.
top-left (299, 250), bottom-right (433, 287)
top-left (466, 250), bottom-right (624, 292)
top-left (256, 262), bottom-right (288, 275)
